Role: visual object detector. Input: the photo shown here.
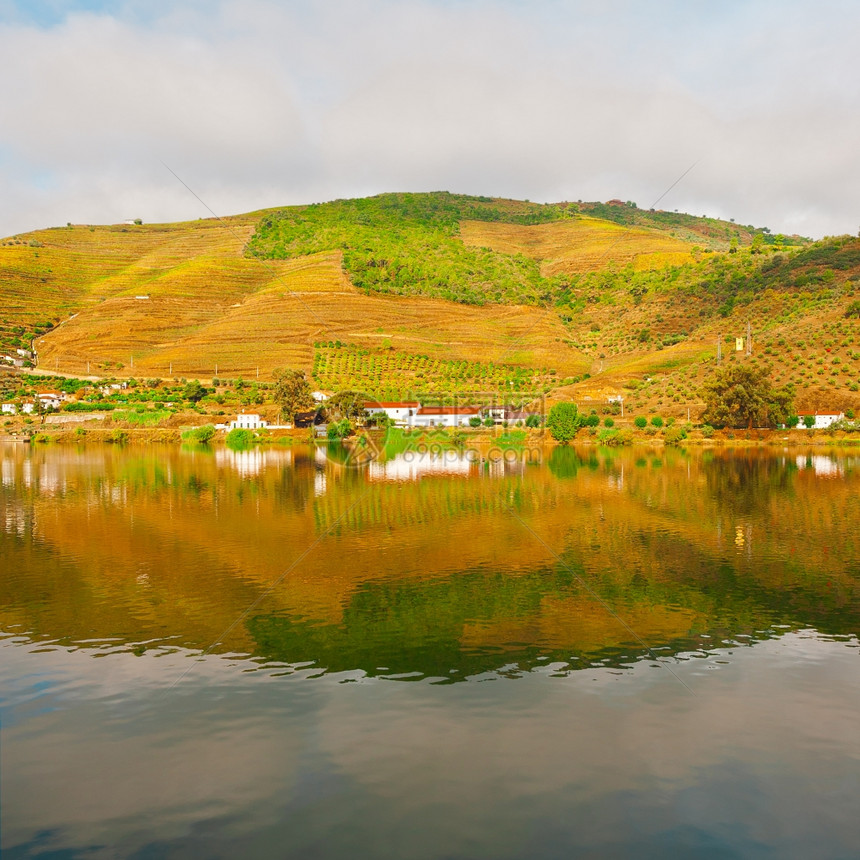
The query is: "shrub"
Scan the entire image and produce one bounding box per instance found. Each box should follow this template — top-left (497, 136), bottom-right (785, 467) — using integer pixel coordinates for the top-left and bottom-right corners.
top-left (585, 413), bottom-right (600, 427)
top-left (663, 426), bottom-right (687, 445)
top-left (483, 417), bottom-right (495, 428)
top-left (547, 402), bottom-right (581, 443)
top-left (634, 416), bottom-right (647, 429)
top-left (650, 415), bottom-right (664, 428)
top-left (597, 427), bottom-right (633, 446)
top-left (701, 424), bottom-right (715, 438)
top-left (525, 413), bottom-right (542, 428)
top-left (603, 417), bottom-right (614, 428)
top-left (182, 424), bottom-right (216, 444)
top-left (226, 428), bottom-right (254, 448)
top-left (469, 416), bottom-right (482, 427)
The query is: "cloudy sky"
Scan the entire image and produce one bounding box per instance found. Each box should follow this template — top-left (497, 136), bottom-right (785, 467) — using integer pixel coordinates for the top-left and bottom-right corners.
top-left (0, 0), bottom-right (857, 239)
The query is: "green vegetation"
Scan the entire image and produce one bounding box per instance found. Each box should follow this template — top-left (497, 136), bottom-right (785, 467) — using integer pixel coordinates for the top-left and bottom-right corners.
top-left (546, 403), bottom-right (581, 443)
top-left (226, 427), bottom-right (254, 448)
top-left (313, 341), bottom-right (558, 398)
top-left (273, 368), bottom-right (314, 424)
top-left (181, 424), bottom-right (216, 443)
top-left (247, 192), bottom-right (570, 305)
top-left (701, 365), bottom-right (794, 429)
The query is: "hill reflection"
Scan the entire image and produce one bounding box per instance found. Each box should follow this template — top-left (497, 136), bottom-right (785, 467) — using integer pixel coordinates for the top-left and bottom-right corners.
top-left (1, 443), bottom-right (858, 679)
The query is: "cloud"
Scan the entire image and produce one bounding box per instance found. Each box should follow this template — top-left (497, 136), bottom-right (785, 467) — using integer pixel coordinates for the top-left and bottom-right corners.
top-left (0, 0), bottom-right (858, 237)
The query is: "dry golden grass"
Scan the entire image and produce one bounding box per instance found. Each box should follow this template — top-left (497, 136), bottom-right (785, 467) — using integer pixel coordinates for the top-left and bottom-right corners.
top-left (459, 216), bottom-right (695, 276)
top-left (30, 227), bottom-right (587, 379)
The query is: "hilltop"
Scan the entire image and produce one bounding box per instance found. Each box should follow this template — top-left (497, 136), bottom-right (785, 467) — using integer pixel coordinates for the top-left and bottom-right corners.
top-left (0, 191), bottom-right (858, 417)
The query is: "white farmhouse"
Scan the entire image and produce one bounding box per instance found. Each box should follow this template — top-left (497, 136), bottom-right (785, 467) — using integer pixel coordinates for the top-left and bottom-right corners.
top-left (37, 392), bottom-right (62, 411)
top-left (795, 412), bottom-right (845, 430)
top-left (412, 406), bottom-right (483, 428)
top-left (362, 401), bottom-right (420, 426)
top-left (228, 413), bottom-right (268, 430)
top-left (1, 403), bottom-right (17, 415)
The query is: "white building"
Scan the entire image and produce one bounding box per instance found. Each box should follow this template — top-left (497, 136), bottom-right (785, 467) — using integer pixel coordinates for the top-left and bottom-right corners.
top-left (1, 403), bottom-right (16, 415)
top-left (21, 402), bottom-right (35, 414)
top-left (412, 406), bottom-right (483, 428)
top-left (795, 412), bottom-right (845, 430)
top-left (37, 392), bottom-right (62, 411)
top-left (228, 413), bottom-right (268, 430)
top-left (363, 401), bottom-right (420, 426)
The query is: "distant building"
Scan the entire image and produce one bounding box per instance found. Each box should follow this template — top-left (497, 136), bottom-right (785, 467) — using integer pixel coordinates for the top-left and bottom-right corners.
top-left (412, 406), bottom-right (483, 428)
top-left (228, 413), bottom-right (268, 430)
top-left (37, 392), bottom-right (62, 411)
top-left (362, 401), bottom-right (420, 426)
top-left (483, 405), bottom-right (537, 425)
top-left (1, 403), bottom-right (16, 415)
top-left (795, 412), bottom-right (845, 430)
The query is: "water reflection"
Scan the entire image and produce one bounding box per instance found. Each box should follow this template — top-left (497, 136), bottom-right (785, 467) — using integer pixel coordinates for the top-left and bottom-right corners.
top-left (1, 442), bottom-right (858, 680)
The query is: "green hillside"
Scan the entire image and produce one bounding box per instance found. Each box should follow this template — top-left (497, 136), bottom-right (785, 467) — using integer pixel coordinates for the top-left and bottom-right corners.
top-left (1, 191), bottom-right (858, 418)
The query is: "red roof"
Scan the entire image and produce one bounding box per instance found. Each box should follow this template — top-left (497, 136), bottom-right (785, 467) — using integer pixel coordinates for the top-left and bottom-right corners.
top-left (363, 401), bottom-right (420, 409)
top-left (416, 406), bottom-right (482, 415)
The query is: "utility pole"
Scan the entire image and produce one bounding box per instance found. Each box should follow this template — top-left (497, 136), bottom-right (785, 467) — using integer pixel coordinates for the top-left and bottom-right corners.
top-left (169, 361), bottom-right (172, 376)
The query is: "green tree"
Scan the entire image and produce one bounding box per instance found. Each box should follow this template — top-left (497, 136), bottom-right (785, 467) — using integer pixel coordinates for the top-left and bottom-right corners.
top-left (273, 369), bottom-right (314, 425)
top-left (324, 390), bottom-right (369, 423)
top-left (182, 380), bottom-right (207, 403)
top-left (634, 416), bottom-right (647, 429)
top-left (546, 402), bottom-right (580, 443)
top-left (701, 365), bottom-right (794, 429)
top-left (803, 414), bottom-right (815, 429)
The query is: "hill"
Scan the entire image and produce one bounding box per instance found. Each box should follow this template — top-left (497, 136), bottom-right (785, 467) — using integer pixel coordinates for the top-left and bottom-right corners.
top-left (1, 192), bottom-right (858, 417)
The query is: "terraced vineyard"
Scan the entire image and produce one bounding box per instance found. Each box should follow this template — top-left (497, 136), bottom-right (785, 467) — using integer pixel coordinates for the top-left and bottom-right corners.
top-left (312, 342), bottom-right (577, 400)
top-left (1, 191), bottom-right (859, 420)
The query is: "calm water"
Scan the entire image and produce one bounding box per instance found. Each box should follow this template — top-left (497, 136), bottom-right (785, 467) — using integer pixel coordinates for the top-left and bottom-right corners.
top-left (2, 441), bottom-right (860, 859)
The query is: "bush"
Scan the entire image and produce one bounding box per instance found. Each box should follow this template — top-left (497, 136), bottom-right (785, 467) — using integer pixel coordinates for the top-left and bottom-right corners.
top-left (483, 417), bottom-right (495, 428)
top-left (585, 413), bottom-right (600, 427)
top-left (603, 417), bottom-right (614, 428)
top-left (525, 413), bottom-right (542, 428)
top-left (663, 426), bottom-right (687, 445)
top-left (182, 424), bottom-right (216, 443)
top-left (547, 402), bottom-right (581, 443)
top-left (469, 416), bottom-right (482, 427)
top-left (597, 427), bottom-right (633, 446)
top-left (701, 424), bottom-right (715, 438)
top-left (226, 428), bottom-right (254, 448)
top-left (650, 416), bottom-right (664, 428)
top-left (634, 416), bottom-right (647, 429)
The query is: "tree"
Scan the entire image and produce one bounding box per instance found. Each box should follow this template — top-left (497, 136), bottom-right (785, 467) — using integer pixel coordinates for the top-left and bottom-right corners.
top-left (324, 390), bottom-right (369, 423)
top-left (182, 380), bottom-right (207, 403)
top-left (546, 402), bottom-right (580, 443)
top-left (803, 414), bottom-right (816, 429)
top-left (701, 365), bottom-right (794, 429)
top-left (273, 369), bottom-right (314, 425)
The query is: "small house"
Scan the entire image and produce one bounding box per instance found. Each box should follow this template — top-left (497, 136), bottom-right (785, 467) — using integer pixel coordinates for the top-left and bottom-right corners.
top-left (1, 403), bottom-right (17, 415)
top-left (795, 412), bottom-right (845, 430)
top-left (38, 392), bottom-right (62, 411)
top-left (228, 413), bottom-right (268, 430)
top-left (412, 406), bottom-right (483, 428)
top-left (362, 401), bottom-right (420, 426)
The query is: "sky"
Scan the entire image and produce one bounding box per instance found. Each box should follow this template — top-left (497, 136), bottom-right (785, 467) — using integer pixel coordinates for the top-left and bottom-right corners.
top-left (0, 0), bottom-right (858, 239)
